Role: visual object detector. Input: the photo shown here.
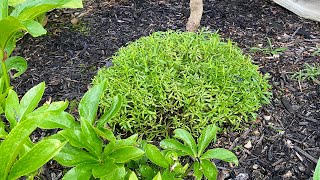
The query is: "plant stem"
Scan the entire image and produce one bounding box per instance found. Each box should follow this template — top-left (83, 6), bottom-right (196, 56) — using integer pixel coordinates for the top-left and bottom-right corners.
top-left (1, 59), bottom-right (10, 91)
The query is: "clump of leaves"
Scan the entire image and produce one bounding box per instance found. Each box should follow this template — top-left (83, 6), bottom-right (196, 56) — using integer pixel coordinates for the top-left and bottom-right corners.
top-left (93, 30), bottom-right (271, 139)
top-left (292, 63), bottom-right (320, 82)
top-left (250, 37), bottom-right (287, 56)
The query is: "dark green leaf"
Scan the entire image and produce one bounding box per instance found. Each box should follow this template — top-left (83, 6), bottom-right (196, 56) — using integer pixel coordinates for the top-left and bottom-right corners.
top-left (78, 81), bottom-right (105, 125)
top-left (173, 129), bottom-right (197, 157)
top-left (200, 159), bottom-right (218, 180)
top-left (54, 143), bottom-right (99, 166)
top-left (80, 118), bottom-right (103, 157)
top-left (97, 95), bottom-right (122, 128)
top-left (197, 124), bottom-right (219, 156)
top-left (4, 56), bottom-right (27, 78)
top-left (8, 139), bottom-right (66, 179)
top-left (62, 163), bottom-right (94, 180)
top-left (139, 165), bottom-right (157, 178)
top-left (160, 139), bottom-right (193, 156)
top-left (200, 148), bottom-right (238, 165)
top-left (145, 144), bottom-right (169, 168)
top-left (193, 161), bottom-right (203, 180)
top-left (21, 20), bottom-right (46, 37)
top-left (109, 146), bottom-right (144, 163)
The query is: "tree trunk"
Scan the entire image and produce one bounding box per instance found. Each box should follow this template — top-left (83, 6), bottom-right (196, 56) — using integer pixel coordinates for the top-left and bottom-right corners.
top-left (186, 0), bottom-right (203, 32)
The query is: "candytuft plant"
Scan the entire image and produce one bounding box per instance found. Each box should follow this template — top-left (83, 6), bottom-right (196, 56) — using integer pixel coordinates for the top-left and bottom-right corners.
top-left (93, 30), bottom-right (271, 139)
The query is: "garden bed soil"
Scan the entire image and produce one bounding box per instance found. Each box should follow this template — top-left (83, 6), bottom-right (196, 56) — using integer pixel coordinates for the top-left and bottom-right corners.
top-left (13, 0), bottom-right (320, 179)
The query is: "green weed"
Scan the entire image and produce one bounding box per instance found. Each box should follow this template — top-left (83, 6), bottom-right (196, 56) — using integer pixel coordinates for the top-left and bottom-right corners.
top-left (250, 37), bottom-right (287, 56)
top-left (292, 63), bottom-right (320, 82)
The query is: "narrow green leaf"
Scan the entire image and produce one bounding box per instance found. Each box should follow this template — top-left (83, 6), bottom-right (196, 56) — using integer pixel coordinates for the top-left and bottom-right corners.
top-left (27, 111), bottom-right (76, 129)
top-left (314, 158), bottom-right (320, 180)
top-left (8, 139), bottom-right (66, 179)
top-left (21, 20), bottom-right (46, 37)
top-left (200, 159), bottom-right (218, 180)
top-left (145, 144), bottom-right (169, 168)
top-left (0, 120), bottom-right (8, 139)
top-left (4, 56), bottom-right (27, 78)
top-left (8, 0), bottom-right (26, 7)
top-left (94, 126), bottom-right (116, 142)
top-left (5, 89), bottom-right (19, 129)
top-left (54, 143), bottom-right (99, 166)
top-left (0, 0), bottom-right (8, 20)
top-left (160, 139), bottom-right (193, 156)
top-left (200, 148), bottom-right (238, 166)
top-left (109, 146), bottom-right (144, 163)
top-left (30, 101), bottom-right (69, 114)
top-left (197, 124), bottom-right (219, 156)
top-left (173, 129), bottom-right (197, 157)
top-left (62, 163), bottom-right (94, 180)
top-left (0, 119), bottom-right (38, 178)
top-left (19, 82), bottom-right (45, 121)
top-left (152, 172), bottom-right (162, 180)
top-left (193, 161), bottom-right (203, 180)
top-left (79, 81), bottom-right (105, 125)
top-left (97, 95), bottom-right (122, 128)
top-left (0, 16), bottom-right (25, 50)
top-left (80, 118), bottom-right (103, 157)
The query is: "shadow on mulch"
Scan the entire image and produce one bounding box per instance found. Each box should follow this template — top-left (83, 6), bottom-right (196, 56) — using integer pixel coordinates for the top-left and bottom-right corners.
top-left (12, 0), bottom-right (320, 179)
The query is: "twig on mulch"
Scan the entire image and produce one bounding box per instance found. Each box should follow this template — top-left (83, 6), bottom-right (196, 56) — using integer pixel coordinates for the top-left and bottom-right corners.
top-left (293, 145), bottom-right (318, 163)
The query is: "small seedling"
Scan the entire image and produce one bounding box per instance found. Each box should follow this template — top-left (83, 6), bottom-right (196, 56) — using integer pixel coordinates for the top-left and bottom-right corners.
top-left (250, 37), bottom-right (287, 56)
top-left (292, 63), bottom-right (320, 82)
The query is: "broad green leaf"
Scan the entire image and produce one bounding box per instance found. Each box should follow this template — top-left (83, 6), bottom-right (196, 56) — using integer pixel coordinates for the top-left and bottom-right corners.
top-left (0, 0), bottom-right (8, 20)
top-left (0, 16), bottom-right (25, 50)
top-left (100, 166), bottom-right (126, 180)
top-left (152, 172), bottom-right (162, 180)
top-left (97, 95), bottom-right (122, 128)
top-left (0, 118), bottom-right (38, 178)
top-left (54, 143), bottom-right (99, 166)
top-left (59, 128), bottom-right (87, 150)
top-left (79, 81), bottom-right (105, 125)
top-left (314, 158), bottom-right (320, 180)
top-left (91, 159), bottom-right (119, 178)
top-left (109, 146), bottom-right (144, 163)
top-left (59, 0), bottom-right (83, 8)
top-left (8, 139), bottom-right (66, 179)
top-left (160, 139), bottom-right (193, 156)
top-left (145, 144), bottom-right (169, 168)
top-left (4, 56), bottom-right (27, 77)
top-left (19, 82), bottom-right (45, 121)
top-left (161, 169), bottom-right (176, 180)
top-left (30, 101), bottom-right (69, 113)
top-left (4, 31), bottom-right (24, 57)
top-left (126, 170), bottom-right (138, 180)
top-left (21, 20), bottom-right (46, 37)
top-left (63, 163), bottom-right (94, 180)
top-left (193, 161), bottom-right (203, 180)
top-left (139, 165), bottom-right (157, 178)
top-left (200, 148), bottom-right (238, 166)
top-left (80, 118), bottom-right (103, 157)
top-left (8, 0), bottom-right (26, 7)
top-left (5, 89), bottom-right (19, 129)
top-left (200, 159), bottom-right (218, 180)
top-left (31, 111), bottom-right (76, 129)
top-left (94, 126), bottom-right (116, 142)
top-left (0, 120), bottom-right (8, 139)
top-left (197, 124), bottom-right (219, 156)
top-left (103, 138), bottom-right (138, 157)
top-left (173, 129), bottom-right (197, 157)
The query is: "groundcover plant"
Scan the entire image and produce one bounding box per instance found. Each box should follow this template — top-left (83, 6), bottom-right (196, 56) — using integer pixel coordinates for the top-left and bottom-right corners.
top-left (93, 30), bottom-right (272, 139)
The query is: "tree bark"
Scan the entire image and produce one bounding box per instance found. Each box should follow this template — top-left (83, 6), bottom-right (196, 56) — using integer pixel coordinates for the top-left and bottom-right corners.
top-left (186, 0), bottom-right (203, 32)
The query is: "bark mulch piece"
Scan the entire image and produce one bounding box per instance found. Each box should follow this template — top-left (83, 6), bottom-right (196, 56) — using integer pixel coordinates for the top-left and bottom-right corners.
top-left (12, 0), bottom-right (320, 179)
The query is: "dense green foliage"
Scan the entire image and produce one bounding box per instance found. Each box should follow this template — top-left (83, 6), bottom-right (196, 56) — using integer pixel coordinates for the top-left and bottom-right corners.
top-left (93, 30), bottom-right (271, 139)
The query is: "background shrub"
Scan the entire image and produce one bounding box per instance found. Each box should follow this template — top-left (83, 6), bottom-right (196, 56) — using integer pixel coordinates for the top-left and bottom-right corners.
top-left (93, 30), bottom-right (271, 139)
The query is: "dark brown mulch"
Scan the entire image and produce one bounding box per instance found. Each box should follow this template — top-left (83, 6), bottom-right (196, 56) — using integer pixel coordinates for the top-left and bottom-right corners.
top-left (12, 0), bottom-right (320, 179)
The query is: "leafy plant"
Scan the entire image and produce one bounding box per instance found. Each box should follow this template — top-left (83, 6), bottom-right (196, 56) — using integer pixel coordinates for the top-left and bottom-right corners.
top-left (315, 158), bottom-right (320, 180)
top-left (0, 82), bottom-right (76, 179)
top-left (250, 37), bottom-right (287, 56)
top-left (93, 30), bottom-right (271, 139)
top-left (140, 124), bottom-right (238, 180)
top-left (291, 63), bottom-right (320, 82)
top-left (54, 81), bottom-right (145, 179)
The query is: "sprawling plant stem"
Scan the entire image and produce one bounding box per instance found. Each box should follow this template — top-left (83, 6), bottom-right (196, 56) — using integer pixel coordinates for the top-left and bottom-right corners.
top-left (186, 0), bottom-right (203, 32)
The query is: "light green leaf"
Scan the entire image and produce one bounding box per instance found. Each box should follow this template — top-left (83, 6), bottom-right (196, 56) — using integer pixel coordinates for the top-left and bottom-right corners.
top-left (8, 0), bottom-right (26, 7)
top-left (101, 166), bottom-right (126, 180)
top-left (94, 126), bottom-right (116, 142)
top-left (109, 146), bottom-right (144, 163)
top-left (59, 0), bottom-right (82, 8)
top-left (31, 101), bottom-right (69, 113)
top-left (8, 139), bottom-right (66, 179)
top-left (173, 129), bottom-right (197, 157)
top-left (0, 120), bottom-right (8, 139)
top-left (4, 56), bottom-right (27, 78)
top-left (193, 161), bottom-right (203, 180)
top-left (19, 82), bottom-right (45, 121)
top-left (62, 163), bottom-right (94, 180)
top-left (80, 118), bottom-right (103, 157)
top-left (152, 172), bottom-right (162, 180)
top-left (0, 0), bottom-right (8, 20)
top-left (97, 95), bottom-right (122, 128)
top-left (200, 148), bottom-right (238, 166)
top-left (0, 16), bottom-right (25, 50)
top-left (91, 159), bottom-right (119, 178)
top-left (145, 144), bottom-right (169, 168)
top-left (139, 165), bottom-right (157, 179)
top-left (314, 158), bottom-right (320, 180)
top-left (160, 139), bottom-right (193, 156)
top-left (59, 128), bottom-right (87, 150)
top-left (126, 170), bottom-right (138, 180)
top-left (197, 124), bottom-right (219, 156)
top-left (0, 118), bottom-right (38, 178)
top-left (79, 81), bottom-right (105, 125)
top-left (5, 89), bottom-right (19, 129)
top-left (31, 111), bottom-right (76, 129)
top-left (54, 143), bottom-right (99, 166)
top-left (200, 159), bottom-right (218, 180)
top-left (21, 20), bottom-right (46, 37)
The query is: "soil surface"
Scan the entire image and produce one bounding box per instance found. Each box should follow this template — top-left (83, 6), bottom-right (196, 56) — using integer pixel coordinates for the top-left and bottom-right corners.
top-left (13, 0), bottom-right (320, 179)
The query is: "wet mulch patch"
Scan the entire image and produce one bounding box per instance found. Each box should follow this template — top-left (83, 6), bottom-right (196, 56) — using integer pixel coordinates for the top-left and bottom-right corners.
top-left (13, 0), bottom-right (320, 179)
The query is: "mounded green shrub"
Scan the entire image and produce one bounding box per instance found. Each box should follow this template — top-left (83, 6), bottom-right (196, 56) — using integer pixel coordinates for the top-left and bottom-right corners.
top-left (93, 30), bottom-right (271, 139)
